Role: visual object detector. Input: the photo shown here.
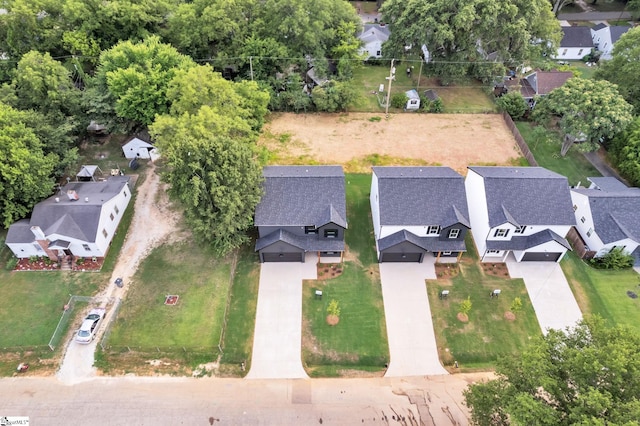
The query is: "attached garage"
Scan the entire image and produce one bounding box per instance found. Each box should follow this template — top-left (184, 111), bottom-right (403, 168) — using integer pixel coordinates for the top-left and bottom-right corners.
top-left (521, 252), bottom-right (562, 262)
top-left (261, 252), bottom-right (304, 262)
top-left (380, 252), bottom-right (423, 262)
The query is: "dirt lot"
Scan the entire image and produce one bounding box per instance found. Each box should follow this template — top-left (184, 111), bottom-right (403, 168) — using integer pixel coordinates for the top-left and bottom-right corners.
top-left (260, 113), bottom-right (521, 174)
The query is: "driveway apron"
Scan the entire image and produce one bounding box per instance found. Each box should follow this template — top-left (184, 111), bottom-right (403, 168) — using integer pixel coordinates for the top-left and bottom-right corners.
top-left (246, 254), bottom-right (317, 379)
top-left (507, 261), bottom-right (582, 334)
top-left (380, 260), bottom-right (448, 377)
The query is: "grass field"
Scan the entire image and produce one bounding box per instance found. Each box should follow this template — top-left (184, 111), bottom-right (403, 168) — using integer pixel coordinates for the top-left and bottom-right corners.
top-left (516, 121), bottom-right (601, 185)
top-left (562, 252), bottom-right (640, 333)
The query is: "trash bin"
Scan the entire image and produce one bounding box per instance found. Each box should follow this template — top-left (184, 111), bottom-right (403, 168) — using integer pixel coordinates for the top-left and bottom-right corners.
top-left (114, 278), bottom-right (123, 288)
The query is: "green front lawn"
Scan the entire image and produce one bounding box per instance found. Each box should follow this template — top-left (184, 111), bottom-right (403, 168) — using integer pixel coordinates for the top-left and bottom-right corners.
top-left (562, 252), bottom-right (640, 333)
top-left (516, 121), bottom-right (601, 186)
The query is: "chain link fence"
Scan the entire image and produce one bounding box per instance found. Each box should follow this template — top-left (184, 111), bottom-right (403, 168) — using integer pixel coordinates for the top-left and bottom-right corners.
top-left (48, 295), bottom-right (115, 351)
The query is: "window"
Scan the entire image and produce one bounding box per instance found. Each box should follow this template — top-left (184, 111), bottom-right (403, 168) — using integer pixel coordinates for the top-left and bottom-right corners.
top-left (442, 251), bottom-right (452, 255)
top-left (324, 229), bottom-right (338, 238)
top-left (573, 204), bottom-right (578, 211)
top-left (514, 225), bottom-right (526, 234)
top-left (562, 49), bottom-right (568, 56)
top-left (448, 229), bottom-right (460, 239)
top-left (487, 249), bottom-right (501, 254)
top-left (123, 190), bottom-right (128, 198)
top-left (587, 228), bottom-right (593, 237)
top-left (578, 48), bottom-right (583, 56)
top-left (304, 226), bottom-right (318, 235)
top-left (376, 50), bottom-right (381, 56)
top-left (494, 229), bottom-right (509, 238)
top-left (83, 244), bottom-right (91, 251)
top-left (102, 229), bottom-right (108, 238)
top-left (580, 216), bottom-right (586, 223)
top-left (427, 225), bottom-right (440, 235)
top-left (114, 206), bottom-right (120, 215)
top-left (110, 213), bottom-right (114, 221)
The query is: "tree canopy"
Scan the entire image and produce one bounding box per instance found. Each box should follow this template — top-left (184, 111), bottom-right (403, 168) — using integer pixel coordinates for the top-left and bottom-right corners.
top-left (595, 26), bottom-right (640, 113)
top-left (532, 78), bottom-right (633, 152)
top-left (608, 116), bottom-right (640, 187)
top-left (464, 318), bottom-right (640, 426)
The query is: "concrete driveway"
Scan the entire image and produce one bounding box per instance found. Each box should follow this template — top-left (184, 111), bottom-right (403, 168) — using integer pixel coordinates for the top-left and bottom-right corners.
top-left (379, 259), bottom-right (448, 377)
top-left (246, 254), bottom-right (317, 379)
top-left (507, 261), bottom-right (582, 334)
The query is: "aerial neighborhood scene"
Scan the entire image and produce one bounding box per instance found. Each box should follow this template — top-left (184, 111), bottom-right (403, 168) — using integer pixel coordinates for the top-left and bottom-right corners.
top-left (2, 0), bottom-right (640, 424)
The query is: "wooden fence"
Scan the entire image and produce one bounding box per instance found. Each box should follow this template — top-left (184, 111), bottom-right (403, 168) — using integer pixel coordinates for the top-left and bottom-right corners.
top-left (566, 227), bottom-right (596, 260)
top-left (502, 112), bottom-right (538, 166)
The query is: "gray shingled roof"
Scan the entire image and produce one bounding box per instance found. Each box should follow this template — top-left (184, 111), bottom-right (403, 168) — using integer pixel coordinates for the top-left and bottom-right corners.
top-left (610, 26), bottom-right (631, 44)
top-left (469, 166), bottom-right (575, 227)
top-left (486, 229), bottom-right (571, 251)
top-left (592, 23), bottom-right (607, 31)
top-left (373, 166), bottom-right (470, 228)
top-left (587, 177), bottom-right (628, 191)
top-left (560, 26), bottom-right (594, 48)
top-left (378, 229), bottom-right (466, 252)
top-left (359, 24), bottom-right (390, 43)
top-left (255, 166), bottom-right (347, 228)
top-left (572, 180), bottom-right (640, 244)
top-left (6, 176), bottom-right (130, 244)
top-left (255, 229), bottom-right (345, 252)
top-left (5, 219), bottom-right (34, 244)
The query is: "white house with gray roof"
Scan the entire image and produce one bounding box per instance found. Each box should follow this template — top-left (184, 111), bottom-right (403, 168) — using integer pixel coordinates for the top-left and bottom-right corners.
top-left (358, 24), bottom-right (390, 59)
top-left (571, 177), bottom-right (640, 265)
top-left (254, 166), bottom-right (347, 263)
top-left (370, 167), bottom-right (470, 263)
top-left (591, 24), bottom-right (631, 61)
top-left (465, 167), bottom-right (575, 263)
top-left (5, 176), bottom-right (131, 261)
top-left (554, 26), bottom-right (594, 60)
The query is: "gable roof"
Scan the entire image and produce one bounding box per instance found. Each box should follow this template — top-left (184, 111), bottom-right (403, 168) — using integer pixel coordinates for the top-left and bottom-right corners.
top-left (373, 166), bottom-right (470, 228)
top-left (468, 166), bottom-right (575, 227)
top-left (255, 166), bottom-right (347, 228)
top-left (572, 178), bottom-right (640, 244)
top-left (76, 165), bottom-right (101, 178)
top-left (610, 25), bottom-right (631, 44)
top-left (123, 137), bottom-right (153, 150)
top-left (358, 24), bottom-right (390, 44)
top-left (255, 228), bottom-right (345, 252)
top-left (6, 176), bottom-right (130, 244)
top-left (522, 71), bottom-right (573, 96)
top-left (486, 229), bottom-right (572, 251)
top-left (560, 26), bottom-right (594, 48)
top-left (378, 229), bottom-right (466, 252)
top-left (592, 23), bottom-right (607, 31)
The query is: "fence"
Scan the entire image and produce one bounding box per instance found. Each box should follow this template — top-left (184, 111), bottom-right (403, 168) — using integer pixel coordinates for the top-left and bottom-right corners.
top-left (566, 228), bottom-right (596, 260)
top-left (502, 111), bottom-right (538, 166)
top-left (48, 295), bottom-right (115, 351)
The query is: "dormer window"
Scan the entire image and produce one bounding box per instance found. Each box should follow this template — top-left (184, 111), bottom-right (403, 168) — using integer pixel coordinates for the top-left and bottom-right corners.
top-left (494, 228), bottom-right (509, 238)
top-left (448, 229), bottom-right (460, 239)
top-left (427, 225), bottom-right (440, 235)
top-left (305, 226), bottom-right (318, 235)
top-left (324, 229), bottom-right (338, 238)
top-left (514, 225), bottom-right (526, 234)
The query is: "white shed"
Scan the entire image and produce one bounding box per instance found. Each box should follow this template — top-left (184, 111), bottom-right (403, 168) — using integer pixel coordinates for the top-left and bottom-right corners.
top-left (122, 137), bottom-right (154, 159)
top-left (405, 90), bottom-right (421, 111)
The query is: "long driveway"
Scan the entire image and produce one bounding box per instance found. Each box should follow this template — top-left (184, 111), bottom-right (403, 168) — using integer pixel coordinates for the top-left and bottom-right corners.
top-left (507, 261), bottom-right (582, 334)
top-left (246, 254), bottom-right (317, 379)
top-left (380, 260), bottom-right (448, 377)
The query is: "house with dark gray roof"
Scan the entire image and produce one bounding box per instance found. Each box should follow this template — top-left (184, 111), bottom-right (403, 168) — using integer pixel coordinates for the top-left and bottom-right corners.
top-left (571, 177), bottom-right (640, 266)
top-left (465, 167), bottom-right (575, 262)
top-left (370, 167), bottom-right (470, 263)
top-left (5, 176), bottom-right (131, 261)
top-left (554, 26), bottom-right (594, 60)
top-left (591, 24), bottom-right (631, 60)
top-left (254, 166), bottom-right (347, 262)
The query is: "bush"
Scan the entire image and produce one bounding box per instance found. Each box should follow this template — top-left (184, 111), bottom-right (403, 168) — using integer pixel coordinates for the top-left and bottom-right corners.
top-left (5, 257), bottom-right (18, 271)
top-left (590, 247), bottom-right (634, 270)
top-left (459, 296), bottom-right (472, 315)
top-left (327, 299), bottom-right (341, 317)
top-left (390, 92), bottom-right (407, 109)
top-left (510, 297), bottom-right (523, 313)
top-left (495, 92), bottom-right (528, 120)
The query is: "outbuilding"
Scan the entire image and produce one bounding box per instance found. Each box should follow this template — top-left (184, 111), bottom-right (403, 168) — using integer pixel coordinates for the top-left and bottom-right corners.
top-left (122, 137), bottom-right (154, 160)
top-left (405, 89), bottom-right (420, 111)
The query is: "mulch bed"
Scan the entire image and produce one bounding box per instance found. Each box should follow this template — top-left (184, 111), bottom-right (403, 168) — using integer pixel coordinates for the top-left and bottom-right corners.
top-left (435, 263), bottom-right (460, 279)
top-left (481, 263), bottom-right (510, 278)
top-left (15, 257), bottom-right (104, 272)
top-left (317, 263), bottom-right (344, 280)
top-left (326, 314), bottom-right (340, 326)
top-left (165, 295), bottom-right (179, 305)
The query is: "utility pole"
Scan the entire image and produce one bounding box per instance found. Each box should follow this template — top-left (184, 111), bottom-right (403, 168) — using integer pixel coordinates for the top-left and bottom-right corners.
top-left (416, 60), bottom-right (423, 91)
top-left (249, 56), bottom-right (254, 81)
top-left (385, 58), bottom-right (395, 118)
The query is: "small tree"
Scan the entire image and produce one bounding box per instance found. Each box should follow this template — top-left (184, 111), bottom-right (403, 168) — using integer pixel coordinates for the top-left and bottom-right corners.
top-left (327, 299), bottom-right (341, 318)
top-left (391, 92), bottom-right (408, 109)
top-left (510, 297), bottom-right (523, 313)
top-left (459, 296), bottom-right (472, 316)
top-left (495, 92), bottom-right (528, 120)
top-left (590, 247), bottom-right (634, 270)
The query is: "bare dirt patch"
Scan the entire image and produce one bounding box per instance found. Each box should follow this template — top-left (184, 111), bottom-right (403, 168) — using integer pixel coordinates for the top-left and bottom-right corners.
top-left (457, 313), bottom-right (469, 323)
top-left (260, 113), bottom-right (521, 174)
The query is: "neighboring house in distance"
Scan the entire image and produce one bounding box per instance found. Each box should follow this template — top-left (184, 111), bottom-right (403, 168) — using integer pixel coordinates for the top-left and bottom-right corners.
top-left (5, 176), bottom-right (132, 260)
top-left (554, 26), bottom-right (594, 60)
top-left (255, 166), bottom-right (347, 263)
top-left (498, 70), bottom-right (572, 107)
top-left (370, 166), bottom-right (471, 263)
top-left (591, 24), bottom-right (631, 60)
top-left (570, 177), bottom-right (640, 265)
top-left (358, 24), bottom-right (390, 59)
top-left (122, 137), bottom-right (154, 160)
top-left (465, 166), bottom-right (575, 262)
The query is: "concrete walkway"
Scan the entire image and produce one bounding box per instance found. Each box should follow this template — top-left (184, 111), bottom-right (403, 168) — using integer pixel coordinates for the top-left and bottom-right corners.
top-left (246, 254), bottom-right (317, 379)
top-left (507, 261), bottom-right (582, 334)
top-left (380, 259), bottom-right (448, 377)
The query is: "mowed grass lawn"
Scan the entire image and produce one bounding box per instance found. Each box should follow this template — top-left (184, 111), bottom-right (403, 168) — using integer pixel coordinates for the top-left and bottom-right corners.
top-left (428, 237), bottom-right (541, 370)
top-left (302, 174), bottom-right (388, 377)
top-left (516, 121), bottom-right (601, 186)
top-left (107, 241), bottom-right (231, 349)
top-left (562, 252), bottom-right (640, 333)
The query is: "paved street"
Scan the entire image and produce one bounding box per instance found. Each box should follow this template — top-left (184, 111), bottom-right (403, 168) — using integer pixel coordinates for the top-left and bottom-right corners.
top-left (380, 260), bottom-right (448, 377)
top-left (507, 261), bottom-right (583, 334)
top-left (246, 254), bottom-right (317, 379)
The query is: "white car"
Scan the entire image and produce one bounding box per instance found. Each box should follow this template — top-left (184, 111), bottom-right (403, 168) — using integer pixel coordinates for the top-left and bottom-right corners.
top-left (75, 308), bottom-right (106, 344)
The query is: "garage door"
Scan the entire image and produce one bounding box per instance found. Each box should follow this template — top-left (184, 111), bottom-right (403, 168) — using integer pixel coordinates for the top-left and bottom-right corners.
top-left (521, 252), bottom-right (562, 262)
top-left (380, 252), bottom-right (422, 262)
top-left (261, 252), bottom-right (303, 262)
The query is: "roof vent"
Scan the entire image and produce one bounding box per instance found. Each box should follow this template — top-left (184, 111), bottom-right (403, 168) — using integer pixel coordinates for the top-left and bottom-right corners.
top-left (55, 197), bottom-right (60, 203)
top-left (84, 197), bottom-right (89, 203)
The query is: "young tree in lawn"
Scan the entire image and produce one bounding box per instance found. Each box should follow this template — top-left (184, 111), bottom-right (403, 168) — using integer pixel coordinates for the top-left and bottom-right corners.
top-left (464, 318), bottom-right (640, 426)
top-left (532, 78), bottom-right (633, 153)
top-left (0, 103), bottom-right (57, 228)
top-left (595, 26), bottom-right (640, 113)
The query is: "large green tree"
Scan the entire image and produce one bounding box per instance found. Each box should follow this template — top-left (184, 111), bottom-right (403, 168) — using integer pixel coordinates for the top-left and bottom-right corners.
top-left (532, 78), bottom-right (633, 153)
top-left (595, 26), bottom-right (640, 113)
top-left (0, 103), bottom-right (57, 228)
top-left (608, 116), bottom-right (640, 187)
top-left (381, 0), bottom-right (561, 84)
top-left (464, 319), bottom-right (640, 426)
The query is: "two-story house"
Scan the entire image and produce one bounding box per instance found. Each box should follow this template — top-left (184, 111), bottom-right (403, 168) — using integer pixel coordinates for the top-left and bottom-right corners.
top-left (465, 166), bottom-right (575, 262)
top-left (370, 166), bottom-right (470, 263)
top-left (254, 166), bottom-right (347, 263)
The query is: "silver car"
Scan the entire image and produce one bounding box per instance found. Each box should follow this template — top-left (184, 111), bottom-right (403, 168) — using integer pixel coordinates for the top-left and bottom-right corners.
top-left (75, 308), bottom-right (106, 344)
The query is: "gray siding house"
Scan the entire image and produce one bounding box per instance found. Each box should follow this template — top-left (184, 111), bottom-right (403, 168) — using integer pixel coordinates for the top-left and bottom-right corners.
top-left (255, 166), bottom-right (347, 262)
top-left (370, 167), bottom-right (471, 263)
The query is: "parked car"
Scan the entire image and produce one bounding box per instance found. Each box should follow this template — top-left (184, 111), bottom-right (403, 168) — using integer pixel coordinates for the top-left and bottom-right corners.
top-left (75, 308), bottom-right (106, 344)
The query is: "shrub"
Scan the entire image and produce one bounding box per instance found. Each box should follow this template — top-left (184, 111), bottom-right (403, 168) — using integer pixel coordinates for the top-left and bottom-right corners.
top-left (327, 299), bottom-right (341, 317)
top-left (29, 255), bottom-right (38, 264)
top-left (391, 92), bottom-right (407, 109)
top-left (459, 296), bottom-right (472, 315)
top-left (510, 297), bottom-right (523, 313)
top-left (590, 247), bottom-right (634, 269)
top-left (495, 92), bottom-right (528, 120)
top-left (5, 257), bottom-right (18, 271)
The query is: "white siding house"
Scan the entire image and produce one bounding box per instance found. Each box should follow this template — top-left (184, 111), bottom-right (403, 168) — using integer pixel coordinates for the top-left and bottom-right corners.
top-left (465, 167), bottom-right (575, 263)
top-left (591, 24), bottom-right (631, 61)
top-left (554, 26), bottom-right (594, 60)
top-left (358, 24), bottom-right (390, 59)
